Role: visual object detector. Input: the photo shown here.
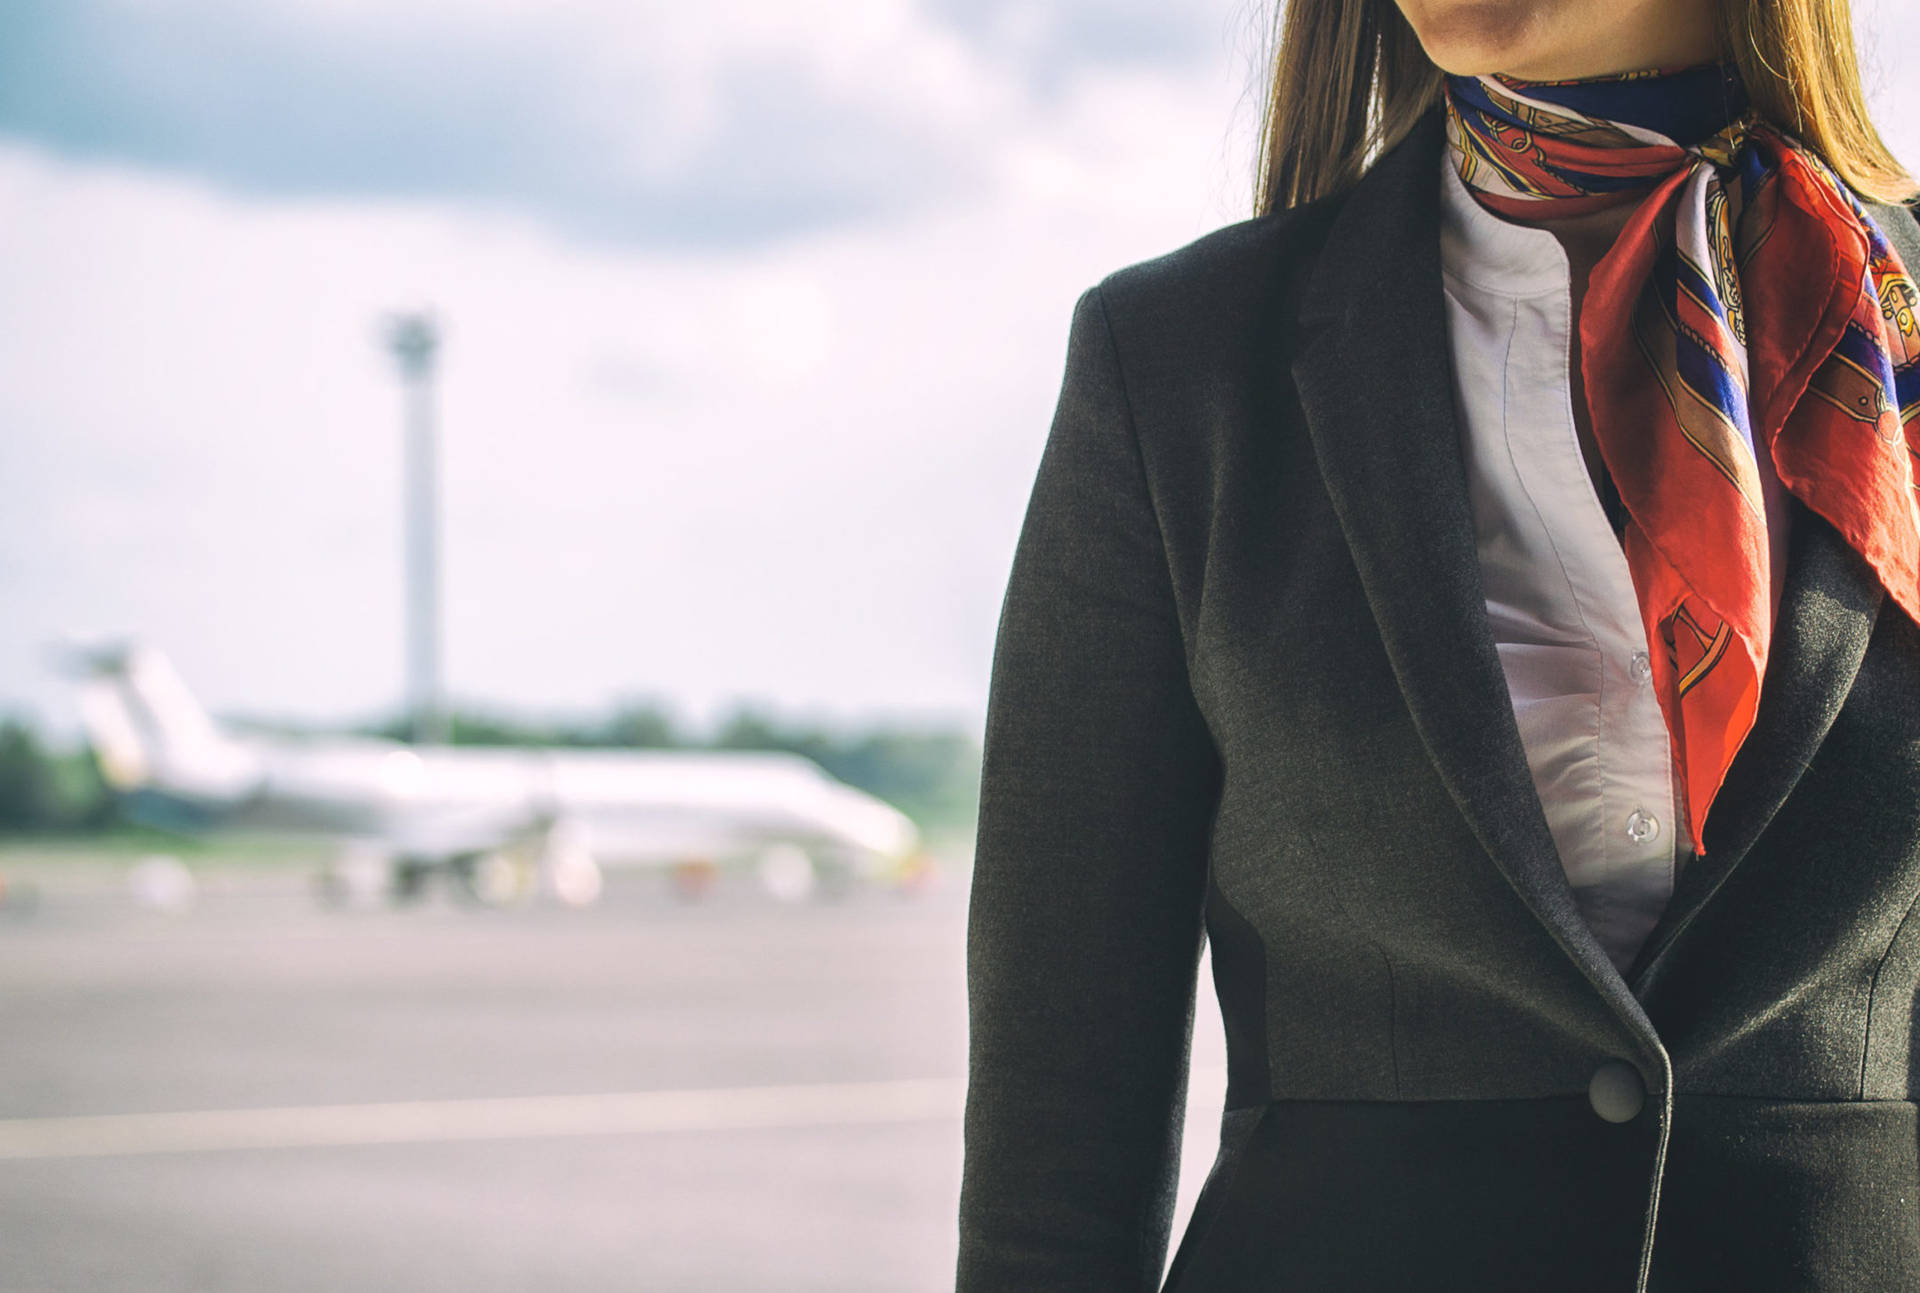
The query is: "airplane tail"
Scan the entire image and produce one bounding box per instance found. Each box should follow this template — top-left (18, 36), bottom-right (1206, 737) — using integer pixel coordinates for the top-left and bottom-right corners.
top-left (57, 643), bottom-right (262, 802)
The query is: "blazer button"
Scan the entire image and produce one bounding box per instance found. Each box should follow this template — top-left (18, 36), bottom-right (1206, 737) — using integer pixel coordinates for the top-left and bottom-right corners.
top-left (1588, 1059), bottom-right (1646, 1123)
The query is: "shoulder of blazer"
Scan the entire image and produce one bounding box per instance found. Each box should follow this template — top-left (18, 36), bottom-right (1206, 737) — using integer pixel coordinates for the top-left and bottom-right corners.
top-left (1083, 108), bottom-right (1447, 402)
top-left (1088, 186), bottom-right (1349, 375)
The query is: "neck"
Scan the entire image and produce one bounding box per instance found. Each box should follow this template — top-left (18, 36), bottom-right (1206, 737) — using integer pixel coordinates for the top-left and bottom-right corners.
top-left (1496, 9), bottom-right (1723, 81)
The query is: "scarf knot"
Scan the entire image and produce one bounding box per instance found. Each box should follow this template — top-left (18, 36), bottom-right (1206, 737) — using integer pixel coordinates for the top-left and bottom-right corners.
top-left (1443, 63), bottom-right (1920, 857)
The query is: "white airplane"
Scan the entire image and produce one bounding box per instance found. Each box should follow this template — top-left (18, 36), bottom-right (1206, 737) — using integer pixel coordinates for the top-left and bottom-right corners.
top-left (62, 643), bottom-right (933, 906)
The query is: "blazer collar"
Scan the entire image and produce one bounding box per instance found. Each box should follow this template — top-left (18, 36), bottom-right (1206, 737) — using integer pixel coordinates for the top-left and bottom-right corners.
top-left (1286, 107), bottom-right (1884, 1032)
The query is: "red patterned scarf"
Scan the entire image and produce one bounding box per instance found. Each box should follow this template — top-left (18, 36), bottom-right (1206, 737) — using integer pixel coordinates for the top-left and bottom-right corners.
top-left (1444, 64), bottom-right (1920, 858)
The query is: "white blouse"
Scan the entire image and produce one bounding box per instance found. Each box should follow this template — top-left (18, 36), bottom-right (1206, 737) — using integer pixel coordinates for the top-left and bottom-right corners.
top-left (1436, 151), bottom-right (1795, 975)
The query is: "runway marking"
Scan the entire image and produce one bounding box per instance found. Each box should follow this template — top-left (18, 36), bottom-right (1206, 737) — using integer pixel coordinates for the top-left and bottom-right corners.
top-left (0, 1077), bottom-right (971, 1162)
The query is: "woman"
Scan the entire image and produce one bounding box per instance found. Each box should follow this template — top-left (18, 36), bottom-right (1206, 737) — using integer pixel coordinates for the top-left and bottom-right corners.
top-left (956, 0), bottom-right (1920, 1287)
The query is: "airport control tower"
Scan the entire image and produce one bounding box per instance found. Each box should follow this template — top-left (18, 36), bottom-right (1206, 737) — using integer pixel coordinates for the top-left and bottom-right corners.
top-left (384, 313), bottom-right (446, 746)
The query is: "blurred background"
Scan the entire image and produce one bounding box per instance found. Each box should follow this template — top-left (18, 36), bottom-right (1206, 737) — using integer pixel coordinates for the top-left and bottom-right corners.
top-left (0, 1), bottom-right (1912, 1289)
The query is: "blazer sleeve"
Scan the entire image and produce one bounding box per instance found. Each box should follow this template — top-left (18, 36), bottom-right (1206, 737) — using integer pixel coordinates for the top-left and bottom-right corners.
top-left (955, 283), bottom-right (1222, 1290)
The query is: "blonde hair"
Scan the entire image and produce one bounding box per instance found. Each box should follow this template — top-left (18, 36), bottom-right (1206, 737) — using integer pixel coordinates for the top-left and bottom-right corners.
top-left (1252, 0), bottom-right (1918, 213)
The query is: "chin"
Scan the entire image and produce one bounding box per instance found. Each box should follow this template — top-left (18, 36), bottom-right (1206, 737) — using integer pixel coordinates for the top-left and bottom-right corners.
top-left (1397, 0), bottom-right (1555, 76)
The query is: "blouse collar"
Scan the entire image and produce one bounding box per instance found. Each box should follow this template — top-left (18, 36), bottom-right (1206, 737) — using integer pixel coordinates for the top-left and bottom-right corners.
top-left (1437, 147), bottom-right (1571, 298)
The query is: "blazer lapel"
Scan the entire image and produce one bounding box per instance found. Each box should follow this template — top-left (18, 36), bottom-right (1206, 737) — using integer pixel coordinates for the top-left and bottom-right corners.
top-left (1626, 506), bottom-right (1884, 993)
top-left (1288, 108), bottom-right (1659, 1045)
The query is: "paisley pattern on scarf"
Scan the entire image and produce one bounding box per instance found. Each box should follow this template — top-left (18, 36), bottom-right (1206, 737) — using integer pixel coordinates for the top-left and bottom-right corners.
top-left (1444, 65), bottom-right (1920, 858)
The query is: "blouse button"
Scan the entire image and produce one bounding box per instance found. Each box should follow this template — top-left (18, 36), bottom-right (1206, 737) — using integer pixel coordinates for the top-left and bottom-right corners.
top-left (1626, 809), bottom-right (1660, 843)
top-left (1629, 651), bottom-right (1652, 683)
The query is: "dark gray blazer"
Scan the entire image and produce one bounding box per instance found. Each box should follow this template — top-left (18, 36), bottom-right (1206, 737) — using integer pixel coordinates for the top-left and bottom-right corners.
top-left (956, 106), bottom-right (1920, 1292)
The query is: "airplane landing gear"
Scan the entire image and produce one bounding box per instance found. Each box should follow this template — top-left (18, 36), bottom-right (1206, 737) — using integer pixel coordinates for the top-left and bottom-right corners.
top-left (314, 843), bottom-right (409, 908)
top-left (450, 850), bottom-right (536, 907)
top-left (755, 843), bottom-right (816, 902)
top-left (538, 820), bottom-right (603, 908)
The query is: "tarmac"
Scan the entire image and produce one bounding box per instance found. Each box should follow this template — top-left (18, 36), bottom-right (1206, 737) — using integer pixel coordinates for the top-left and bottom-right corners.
top-left (0, 859), bottom-right (1228, 1291)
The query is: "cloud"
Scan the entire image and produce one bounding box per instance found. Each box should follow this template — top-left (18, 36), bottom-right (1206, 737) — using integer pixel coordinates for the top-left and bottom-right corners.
top-left (0, 0), bottom-right (1905, 261)
top-left (930, 0), bottom-right (1256, 83)
top-left (0, 0), bottom-right (1248, 251)
top-left (0, 38), bottom-right (1258, 734)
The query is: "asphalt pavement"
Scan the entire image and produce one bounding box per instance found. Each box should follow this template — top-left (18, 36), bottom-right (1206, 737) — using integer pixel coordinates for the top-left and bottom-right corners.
top-left (0, 861), bottom-right (1228, 1292)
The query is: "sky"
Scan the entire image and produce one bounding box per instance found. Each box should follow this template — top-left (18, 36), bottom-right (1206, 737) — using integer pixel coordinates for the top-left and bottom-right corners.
top-left (0, 0), bottom-right (1913, 741)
